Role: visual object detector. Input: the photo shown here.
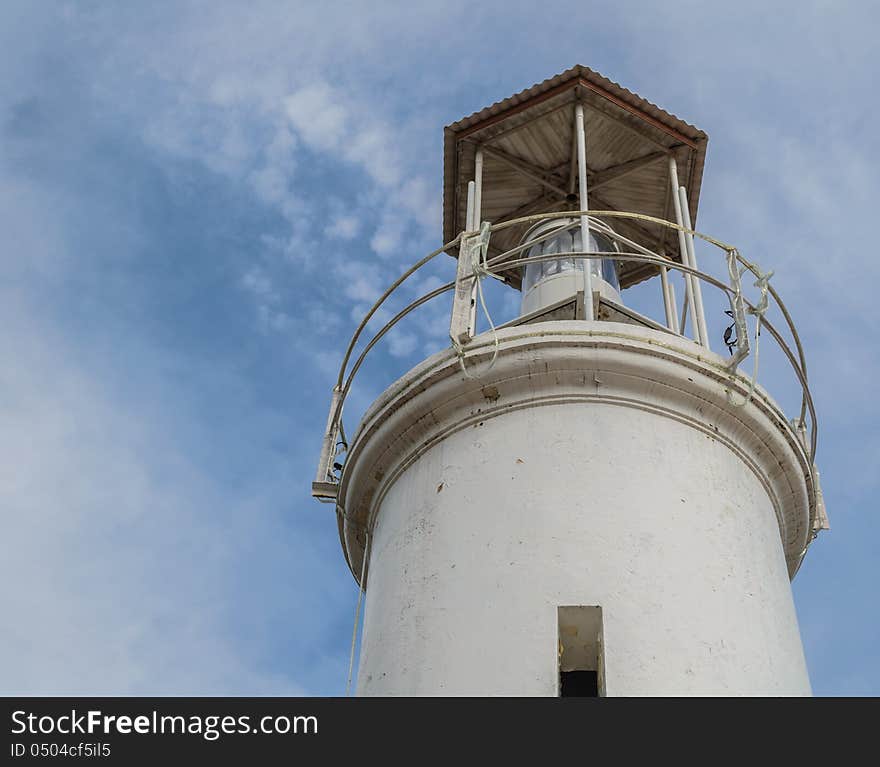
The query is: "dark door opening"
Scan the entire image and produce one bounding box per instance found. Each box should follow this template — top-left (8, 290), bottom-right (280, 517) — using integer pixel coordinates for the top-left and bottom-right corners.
top-left (560, 669), bottom-right (599, 697)
top-left (558, 606), bottom-right (604, 697)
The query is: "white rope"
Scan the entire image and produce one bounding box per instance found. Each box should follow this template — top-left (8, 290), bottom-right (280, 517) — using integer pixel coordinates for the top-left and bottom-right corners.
top-left (345, 528), bottom-right (370, 696)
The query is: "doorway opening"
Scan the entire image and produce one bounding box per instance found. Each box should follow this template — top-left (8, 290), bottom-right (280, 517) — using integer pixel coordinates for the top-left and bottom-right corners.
top-left (558, 606), bottom-right (604, 697)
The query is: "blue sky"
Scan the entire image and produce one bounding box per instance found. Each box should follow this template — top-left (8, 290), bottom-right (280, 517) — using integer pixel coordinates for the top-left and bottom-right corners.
top-left (1, 1), bottom-right (877, 695)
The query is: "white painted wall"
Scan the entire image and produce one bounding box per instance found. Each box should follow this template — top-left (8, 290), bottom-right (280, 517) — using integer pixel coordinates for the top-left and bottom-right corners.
top-left (342, 323), bottom-right (814, 696)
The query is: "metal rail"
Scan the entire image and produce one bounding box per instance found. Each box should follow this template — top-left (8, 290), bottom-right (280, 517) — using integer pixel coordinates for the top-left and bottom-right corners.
top-left (313, 209), bottom-right (820, 539)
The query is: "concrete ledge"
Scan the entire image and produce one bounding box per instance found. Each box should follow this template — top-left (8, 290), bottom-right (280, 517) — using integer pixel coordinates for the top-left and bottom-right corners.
top-left (338, 321), bottom-right (815, 582)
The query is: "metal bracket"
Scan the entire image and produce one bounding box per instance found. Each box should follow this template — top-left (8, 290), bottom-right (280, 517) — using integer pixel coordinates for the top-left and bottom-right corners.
top-left (449, 221), bottom-right (492, 346)
top-left (312, 386), bottom-right (342, 502)
top-left (449, 231), bottom-right (477, 346)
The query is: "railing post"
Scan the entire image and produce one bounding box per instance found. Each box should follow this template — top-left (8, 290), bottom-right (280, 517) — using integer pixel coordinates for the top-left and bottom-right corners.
top-left (312, 386), bottom-right (342, 500)
top-left (724, 249), bottom-right (750, 370)
top-left (449, 181), bottom-right (477, 345)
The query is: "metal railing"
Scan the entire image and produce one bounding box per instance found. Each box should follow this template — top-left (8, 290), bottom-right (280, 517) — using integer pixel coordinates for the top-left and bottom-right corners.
top-left (312, 209), bottom-right (822, 551)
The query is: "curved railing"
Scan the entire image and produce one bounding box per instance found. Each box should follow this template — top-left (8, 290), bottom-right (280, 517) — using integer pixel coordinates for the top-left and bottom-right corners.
top-left (312, 208), bottom-right (825, 559)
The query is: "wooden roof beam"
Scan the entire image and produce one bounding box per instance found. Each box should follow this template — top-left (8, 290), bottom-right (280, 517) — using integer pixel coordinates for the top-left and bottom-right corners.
top-left (550, 150), bottom-right (668, 191)
top-left (576, 78), bottom-right (698, 149)
top-left (577, 90), bottom-right (672, 151)
top-left (588, 151), bottom-right (668, 192)
top-left (480, 144), bottom-right (570, 199)
top-left (495, 191), bottom-right (566, 225)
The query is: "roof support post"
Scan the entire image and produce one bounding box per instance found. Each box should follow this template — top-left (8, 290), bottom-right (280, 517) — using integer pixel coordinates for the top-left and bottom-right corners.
top-left (575, 103), bottom-right (595, 320)
top-left (568, 124), bottom-right (579, 195)
top-left (660, 265), bottom-right (680, 333)
top-left (669, 155), bottom-right (702, 344)
top-left (468, 147), bottom-right (484, 331)
top-left (474, 146), bottom-right (484, 228)
top-left (667, 270), bottom-right (680, 334)
top-left (680, 287), bottom-right (690, 335)
top-left (677, 184), bottom-right (710, 349)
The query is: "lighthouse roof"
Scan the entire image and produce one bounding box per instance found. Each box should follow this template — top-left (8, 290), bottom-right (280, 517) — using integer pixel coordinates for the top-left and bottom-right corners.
top-left (442, 65), bottom-right (709, 288)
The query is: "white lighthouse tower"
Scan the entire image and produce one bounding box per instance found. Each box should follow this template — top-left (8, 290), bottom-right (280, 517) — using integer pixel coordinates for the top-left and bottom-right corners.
top-left (313, 66), bottom-right (828, 696)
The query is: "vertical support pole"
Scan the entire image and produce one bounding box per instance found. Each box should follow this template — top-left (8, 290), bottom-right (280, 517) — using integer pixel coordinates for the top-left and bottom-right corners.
top-left (669, 156), bottom-right (701, 344)
top-left (680, 288), bottom-right (690, 335)
top-left (474, 147), bottom-right (484, 227)
top-left (449, 181), bottom-right (477, 344)
top-left (678, 185), bottom-right (710, 349)
top-left (667, 274), bottom-right (680, 334)
top-left (471, 148), bottom-right (484, 335)
top-left (575, 103), bottom-right (595, 320)
top-left (660, 265), bottom-right (679, 334)
top-left (465, 175), bottom-right (479, 333)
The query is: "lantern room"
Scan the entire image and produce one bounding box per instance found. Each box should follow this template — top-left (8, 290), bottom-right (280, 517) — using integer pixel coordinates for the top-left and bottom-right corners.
top-left (443, 65), bottom-right (710, 337)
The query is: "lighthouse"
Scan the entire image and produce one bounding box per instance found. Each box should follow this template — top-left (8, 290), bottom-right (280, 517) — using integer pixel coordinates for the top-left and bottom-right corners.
top-left (313, 65), bottom-right (828, 696)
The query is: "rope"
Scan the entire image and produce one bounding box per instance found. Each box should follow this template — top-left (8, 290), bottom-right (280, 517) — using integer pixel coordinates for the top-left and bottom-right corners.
top-left (345, 528), bottom-right (371, 696)
top-left (449, 335), bottom-right (468, 376)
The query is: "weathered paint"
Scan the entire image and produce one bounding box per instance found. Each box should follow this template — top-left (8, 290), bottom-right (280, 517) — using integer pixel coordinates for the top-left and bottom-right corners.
top-left (341, 322), bottom-right (813, 696)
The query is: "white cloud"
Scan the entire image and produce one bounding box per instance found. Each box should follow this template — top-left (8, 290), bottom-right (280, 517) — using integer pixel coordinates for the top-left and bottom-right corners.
top-left (140, 68), bottom-right (438, 323)
top-left (370, 214), bottom-right (406, 258)
top-left (325, 214), bottom-right (361, 240)
top-left (0, 297), bottom-right (308, 693)
top-left (387, 329), bottom-right (418, 358)
top-left (337, 261), bottom-right (385, 305)
top-left (257, 303), bottom-right (292, 332)
top-left (241, 266), bottom-right (292, 332)
top-left (283, 80), bottom-right (407, 197)
top-left (284, 83), bottom-right (348, 153)
top-left (143, 99), bottom-right (257, 179)
top-left (249, 164), bottom-right (289, 206)
top-left (346, 125), bottom-right (403, 188)
top-left (242, 266), bottom-right (276, 299)
top-left (306, 305), bottom-right (343, 335)
top-left (408, 273), bottom-right (448, 298)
